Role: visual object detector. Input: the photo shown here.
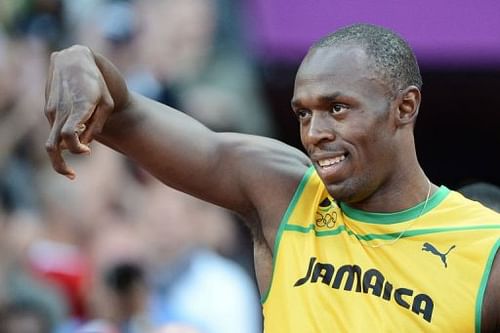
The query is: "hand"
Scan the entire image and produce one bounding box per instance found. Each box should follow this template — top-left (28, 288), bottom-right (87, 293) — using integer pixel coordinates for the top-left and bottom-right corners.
top-left (44, 45), bottom-right (115, 179)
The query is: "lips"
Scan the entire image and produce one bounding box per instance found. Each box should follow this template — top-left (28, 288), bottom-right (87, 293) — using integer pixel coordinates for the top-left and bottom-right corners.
top-left (318, 154), bottom-right (346, 167)
top-left (312, 152), bottom-right (350, 182)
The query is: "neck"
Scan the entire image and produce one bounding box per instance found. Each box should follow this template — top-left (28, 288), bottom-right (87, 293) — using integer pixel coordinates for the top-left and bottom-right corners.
top-left (349, 161), bottom-right (436, 213)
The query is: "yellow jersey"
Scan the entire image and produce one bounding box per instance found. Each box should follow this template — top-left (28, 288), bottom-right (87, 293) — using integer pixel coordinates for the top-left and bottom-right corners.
top-left (262, 166), bottom-right (500, 332)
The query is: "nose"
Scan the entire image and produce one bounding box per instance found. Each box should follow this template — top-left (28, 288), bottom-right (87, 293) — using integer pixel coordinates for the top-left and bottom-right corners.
top-left (303, 111), bottom-right (335, 146)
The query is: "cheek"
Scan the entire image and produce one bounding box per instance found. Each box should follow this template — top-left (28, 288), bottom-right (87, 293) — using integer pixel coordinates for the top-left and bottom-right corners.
top-left (350, 122), bottom-right (393, 165)
top-left (299, 124), bottom-right (310, 149)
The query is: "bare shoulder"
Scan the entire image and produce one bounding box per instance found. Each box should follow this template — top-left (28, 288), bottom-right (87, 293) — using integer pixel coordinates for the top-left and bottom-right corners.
top-left (218, 132), bottom-right (310, 185)
top-left (217, 133), bottom-right (310, 292)
top-left (482, 246), bottom-right (500, 333)
top-left (218, 132), bottom-right (310, 234)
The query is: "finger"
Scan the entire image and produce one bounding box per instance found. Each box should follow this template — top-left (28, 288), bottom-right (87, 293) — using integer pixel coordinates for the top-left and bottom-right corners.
top-left (45, 51), bottom-right (57, 100)
top-left (45, 117), bottom-right (76, 179)
top-left (60, 103), bottom-right (95, 154)
top-left (44, 103), bottom-right (56, 126)
top-left (81, 85), bottom-right (115, 143)
top-left (76, 123), bottom-right (87, 136)
top-left (79, 122), bottom-right (94, 145)
top-left (44, 52), bottom-right (58, 125)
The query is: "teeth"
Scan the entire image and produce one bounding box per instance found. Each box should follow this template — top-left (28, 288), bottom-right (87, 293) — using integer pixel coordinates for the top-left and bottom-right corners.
top-left (318, 155), bottom-right (345, 167)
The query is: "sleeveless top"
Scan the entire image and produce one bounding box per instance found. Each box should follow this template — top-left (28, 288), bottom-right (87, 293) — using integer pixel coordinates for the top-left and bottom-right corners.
top-left (262, 166), bottom-right (500, 332)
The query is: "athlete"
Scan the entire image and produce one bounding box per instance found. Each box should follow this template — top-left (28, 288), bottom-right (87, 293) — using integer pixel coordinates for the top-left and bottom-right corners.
top-left (44, 24), bottom-right (500, 332)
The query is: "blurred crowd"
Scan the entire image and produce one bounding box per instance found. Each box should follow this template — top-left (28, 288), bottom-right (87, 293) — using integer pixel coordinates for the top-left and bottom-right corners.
top-left (0, 0), bottom-right (271, 332)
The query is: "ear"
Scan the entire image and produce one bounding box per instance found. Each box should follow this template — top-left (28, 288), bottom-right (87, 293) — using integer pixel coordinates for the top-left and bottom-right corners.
top-left (396, 86), bottom-right (421, 127)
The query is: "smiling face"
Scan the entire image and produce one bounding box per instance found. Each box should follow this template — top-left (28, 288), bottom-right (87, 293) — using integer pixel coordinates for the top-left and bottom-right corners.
top-left (292, 44), bottom-right (404, 205)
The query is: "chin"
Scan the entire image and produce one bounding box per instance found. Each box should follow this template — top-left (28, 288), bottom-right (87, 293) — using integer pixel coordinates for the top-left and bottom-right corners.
top-left (325, 179), bottom-right (369, 204)
top-left (326, 183), bottom-right (351, 202)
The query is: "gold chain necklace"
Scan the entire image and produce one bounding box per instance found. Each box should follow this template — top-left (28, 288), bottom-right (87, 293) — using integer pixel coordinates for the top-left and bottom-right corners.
top-left (343, 179), bottom-right (432, 248)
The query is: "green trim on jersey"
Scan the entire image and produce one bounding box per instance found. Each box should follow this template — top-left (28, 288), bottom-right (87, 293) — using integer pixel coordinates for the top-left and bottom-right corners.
top-left (339, 186), bottom-right (450, 224)
top-left (260, 166), bottom-right (315, 304)
top-left (284, 223), bottom-right (500, 240)
top-left (475, 239), bottom-right (500, 333)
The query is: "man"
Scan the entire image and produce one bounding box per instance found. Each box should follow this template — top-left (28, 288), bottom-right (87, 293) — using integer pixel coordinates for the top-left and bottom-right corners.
top-left (44, 24), bottom-right (500, 332)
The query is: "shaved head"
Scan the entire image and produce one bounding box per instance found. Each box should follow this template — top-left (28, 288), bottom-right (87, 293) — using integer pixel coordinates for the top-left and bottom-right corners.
top-left (311, 24), bottom-right (422, 95)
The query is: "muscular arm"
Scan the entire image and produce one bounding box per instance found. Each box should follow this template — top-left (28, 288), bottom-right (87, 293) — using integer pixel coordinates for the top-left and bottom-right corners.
top-left (101, 93), bottom-right (309, 215)
top-left (44, 45), bottom-right (310, 225)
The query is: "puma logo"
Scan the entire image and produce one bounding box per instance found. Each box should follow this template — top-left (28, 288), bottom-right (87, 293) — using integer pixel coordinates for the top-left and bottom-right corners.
top-left (422, 242), bottom-right (456, 268)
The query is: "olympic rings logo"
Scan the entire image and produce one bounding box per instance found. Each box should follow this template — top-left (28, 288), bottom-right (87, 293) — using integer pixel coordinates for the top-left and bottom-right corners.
top-left (315, 211), bottom-right (337, 228)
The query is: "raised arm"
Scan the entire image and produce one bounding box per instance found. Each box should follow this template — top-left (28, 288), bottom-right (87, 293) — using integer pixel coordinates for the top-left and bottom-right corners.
top-left (44, 45), bottom-right (310, 222)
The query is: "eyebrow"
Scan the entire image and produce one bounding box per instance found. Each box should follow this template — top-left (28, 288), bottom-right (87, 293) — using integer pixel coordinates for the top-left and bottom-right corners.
top-left (291, 92), bottom-right (342, 108)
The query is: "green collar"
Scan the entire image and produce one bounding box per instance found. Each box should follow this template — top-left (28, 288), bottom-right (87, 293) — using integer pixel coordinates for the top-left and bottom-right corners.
top-left (339, 186), bottom-right (450, 224)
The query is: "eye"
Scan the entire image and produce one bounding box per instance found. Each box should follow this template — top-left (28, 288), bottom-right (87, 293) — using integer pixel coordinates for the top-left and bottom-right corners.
top-left (294, 108), bottom-right (311, 120)
top-left (331, 103), bottom-right (349, 114)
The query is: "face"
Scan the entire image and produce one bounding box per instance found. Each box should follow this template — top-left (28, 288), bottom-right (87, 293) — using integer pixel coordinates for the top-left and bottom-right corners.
top-left (292, 45), bottom-right (400, 205)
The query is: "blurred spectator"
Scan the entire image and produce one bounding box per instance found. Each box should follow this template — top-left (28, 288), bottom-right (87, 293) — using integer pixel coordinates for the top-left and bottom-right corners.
top-left (86, 220), bottom-right (150, 332)
top-left (0, 212), bottom-right (68, 332)
top-left (104, 262), bottom-right (150, 333)
top-left (0, 1), bottom-right (268, 332)
top-left (71, 0), bottom-right (273, 135)
top-left (458, 182), bottom-right (500, 213)
top-left (136, 180), bottom-right (262, 333)
top-left (0, 0), bottom-right (67, 49)
top-left (0, 34), bottom-right (47, 214)
top-left (30, 146), bottom-right (134, 326)
top-left (82, 172), bottom-right (262, 332)
top-left (139, 0), bottom-right (273, 135)
top-left (0, 299), bottom-right (52, 333)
